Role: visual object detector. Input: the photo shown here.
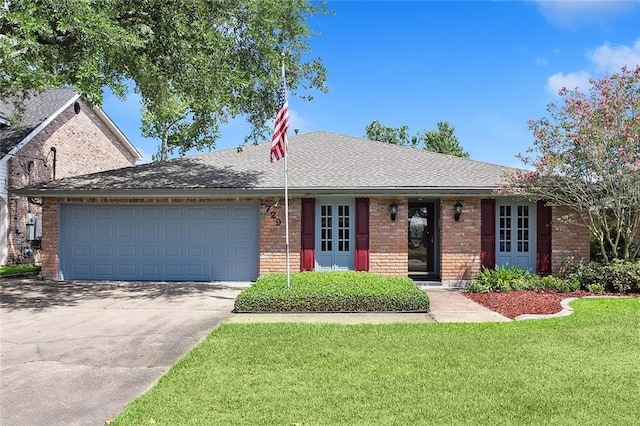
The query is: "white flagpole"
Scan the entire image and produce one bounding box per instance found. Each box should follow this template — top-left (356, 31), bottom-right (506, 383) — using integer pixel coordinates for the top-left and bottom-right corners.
top-left (281, 54), bottom-right (291, 289)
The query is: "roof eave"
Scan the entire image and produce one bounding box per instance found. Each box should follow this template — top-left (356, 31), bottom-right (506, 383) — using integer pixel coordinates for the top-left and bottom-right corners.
top-left (12, 186), bottom-right (501, 199)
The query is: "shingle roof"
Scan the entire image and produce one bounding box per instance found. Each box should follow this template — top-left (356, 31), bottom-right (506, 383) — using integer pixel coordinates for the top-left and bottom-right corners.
top-left (0, 89), bottom-right (78, 159)
top-left (16, 131), bottom-right (515, 197)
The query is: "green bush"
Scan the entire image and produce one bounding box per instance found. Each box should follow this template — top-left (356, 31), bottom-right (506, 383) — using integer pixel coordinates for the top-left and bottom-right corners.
top-left (560, 260), bottom-right (640, 293)
top-left (468, 266), bottom-right (580, 294)
top-left (0, 264), bottom-right (41, 276)
top-left (469, 266), bottom-right (535, 293)
top-left (233, 271), bottom-right (430, 313)
top-left (586, 283), bottom-right (605, 294)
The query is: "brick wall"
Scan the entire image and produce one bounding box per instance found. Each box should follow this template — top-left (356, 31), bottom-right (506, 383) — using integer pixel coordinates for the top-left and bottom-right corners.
top-left (369, 197), bottom-right (407, 275)
top-left (440, 198), bottom-right (482, 282)
top-left (259, 197), bottom-right (301, 275)
top-left (551, 205), bottom-right (590, 273)
top-left (40, 198), bottom-right (59, 278)
top-left (6, 100), bottom-right (137, 264)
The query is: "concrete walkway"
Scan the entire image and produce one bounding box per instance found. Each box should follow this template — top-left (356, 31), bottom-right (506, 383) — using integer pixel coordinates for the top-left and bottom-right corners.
top-left (226, 287), bottom-right (511, 324)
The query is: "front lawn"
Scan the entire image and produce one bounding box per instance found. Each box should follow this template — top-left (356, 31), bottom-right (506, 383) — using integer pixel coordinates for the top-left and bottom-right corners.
top-left (113, 298), bottom-right (640, 425)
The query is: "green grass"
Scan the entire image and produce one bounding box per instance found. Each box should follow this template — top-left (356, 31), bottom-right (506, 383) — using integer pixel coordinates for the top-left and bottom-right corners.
top-left (234, 271), bottom-right (430, 312)
top-left (113, 298), bottom-right (640, 425)
top-left (0, 264), bottom-right (40, 276)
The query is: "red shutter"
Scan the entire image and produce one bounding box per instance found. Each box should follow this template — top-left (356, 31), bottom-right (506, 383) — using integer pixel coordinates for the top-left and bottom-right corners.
top-left (355, 198), bottom-right (370, 271)
top-left (536, 200), bottom-right (552, 276)
top-left (480, 199), bottom-right (496, 270)
top-left (300, 198), bottom-right (315, 271)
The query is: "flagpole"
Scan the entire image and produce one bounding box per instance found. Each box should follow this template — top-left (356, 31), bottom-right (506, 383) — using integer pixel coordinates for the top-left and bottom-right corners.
top-left (281, 54), bottom-right (291, 289)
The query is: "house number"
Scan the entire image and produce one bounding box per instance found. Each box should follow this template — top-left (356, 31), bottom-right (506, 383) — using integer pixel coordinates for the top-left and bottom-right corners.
top-left (265, 205), bottom-right (282, 226)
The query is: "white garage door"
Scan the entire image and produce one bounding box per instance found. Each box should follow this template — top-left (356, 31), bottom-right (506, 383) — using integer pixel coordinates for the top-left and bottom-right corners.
top-left (59, 203), bottom-right (259, 281)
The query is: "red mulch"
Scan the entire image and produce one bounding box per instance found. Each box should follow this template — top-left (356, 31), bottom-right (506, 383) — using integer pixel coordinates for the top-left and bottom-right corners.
top-left (462, 290), bottom-right (638, 319)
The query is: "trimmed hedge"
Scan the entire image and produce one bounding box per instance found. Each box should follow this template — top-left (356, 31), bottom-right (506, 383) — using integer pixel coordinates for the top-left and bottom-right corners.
top-left (233, 271), bottom-right (430, 313)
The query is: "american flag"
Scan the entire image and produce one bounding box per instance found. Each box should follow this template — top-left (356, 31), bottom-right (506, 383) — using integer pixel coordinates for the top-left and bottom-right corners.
top-left (270, 72), bottom-right (289, 163)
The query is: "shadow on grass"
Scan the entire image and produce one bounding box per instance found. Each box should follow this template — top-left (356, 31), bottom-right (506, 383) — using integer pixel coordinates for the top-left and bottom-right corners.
top-left (0, 278), bottom-right (248, 311)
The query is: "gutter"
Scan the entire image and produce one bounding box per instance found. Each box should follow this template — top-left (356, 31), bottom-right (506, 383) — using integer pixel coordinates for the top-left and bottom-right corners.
top-left (13, 186), bottom-right (501, 199)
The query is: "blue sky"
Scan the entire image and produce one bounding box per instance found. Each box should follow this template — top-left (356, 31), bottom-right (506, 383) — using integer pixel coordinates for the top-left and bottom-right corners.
top-left (102, 0), bottom-right (640, 167)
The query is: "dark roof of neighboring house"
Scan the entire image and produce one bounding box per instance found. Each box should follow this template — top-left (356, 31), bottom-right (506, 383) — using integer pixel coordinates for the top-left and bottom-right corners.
top-left (16, 131), bottom-right (515, 197)
top-left (0, 89), bottom-right (78, 159)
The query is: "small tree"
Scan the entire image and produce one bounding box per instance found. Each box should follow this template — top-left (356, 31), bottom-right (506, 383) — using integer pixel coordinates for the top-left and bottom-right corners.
top-left (364, 120), bottom-right (469, 157)
top-left (505, 66), bottom-right (640, 262)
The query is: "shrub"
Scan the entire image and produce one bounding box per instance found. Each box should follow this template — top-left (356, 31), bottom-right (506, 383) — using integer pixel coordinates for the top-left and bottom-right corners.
top-left (0, 264), bottom-right (41, 276)
top-left (586, 283), bottom-right (605, 294)
top-left (560, 260), bottom-right (640, 293)
top-left (469, 266), bottom-right (535, 293)
top-left (468, 266), bottom-right (581, 294)
top-left (233, 271), bottom-right (430, 313)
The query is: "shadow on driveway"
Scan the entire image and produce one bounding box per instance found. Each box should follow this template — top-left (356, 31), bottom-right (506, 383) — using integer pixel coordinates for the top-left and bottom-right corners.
top-left (1, 278), bottom-right (247, 311)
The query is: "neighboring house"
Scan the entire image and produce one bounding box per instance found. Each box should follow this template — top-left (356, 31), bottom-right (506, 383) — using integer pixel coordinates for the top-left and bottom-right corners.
top-left (16, 131), bottom-right (589, 284)
top-left (1, 89), bottom-right (142, 265)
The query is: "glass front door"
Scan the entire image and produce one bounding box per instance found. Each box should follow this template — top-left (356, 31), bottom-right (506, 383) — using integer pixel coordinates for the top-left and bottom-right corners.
top-left (315, 200), bottom-right (354, 271)
top-left (496, 201), bottom-right (536, 270)
top-left (408, 203), bottom-right (435, 278)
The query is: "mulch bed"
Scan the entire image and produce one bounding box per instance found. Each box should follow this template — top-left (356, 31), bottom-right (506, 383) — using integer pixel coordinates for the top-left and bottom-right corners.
top-left (462, 290), bottom-right (638, 319)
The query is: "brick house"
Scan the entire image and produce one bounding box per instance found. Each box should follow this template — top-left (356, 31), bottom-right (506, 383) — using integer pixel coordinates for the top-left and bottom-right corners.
top-left (1, 89), bottom-right (142, 265)
top-left (16, 131), bottom-right (589, 284)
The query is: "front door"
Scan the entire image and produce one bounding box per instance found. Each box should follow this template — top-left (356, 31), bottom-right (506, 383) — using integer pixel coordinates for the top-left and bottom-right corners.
top-left (315, 200), bottom-right (354, 271)
top-left (496, 200), bottom-right (536, 270)
top-left (408, 203), bottom-right (436, 278)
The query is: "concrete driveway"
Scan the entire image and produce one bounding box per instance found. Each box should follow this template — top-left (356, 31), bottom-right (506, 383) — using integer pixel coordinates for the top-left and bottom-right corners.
top-left (0, 278), bottom-right (247, 426)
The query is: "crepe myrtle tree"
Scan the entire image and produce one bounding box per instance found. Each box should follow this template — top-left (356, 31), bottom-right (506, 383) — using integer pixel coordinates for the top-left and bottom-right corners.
top-left (0, 0), bottom-right (329, 160)
top-left (504, 65), bottom-right (640, 262)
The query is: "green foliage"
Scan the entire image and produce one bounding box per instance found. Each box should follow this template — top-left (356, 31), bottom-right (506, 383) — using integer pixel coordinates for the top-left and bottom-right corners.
top-left (586, 283), bottom-right (605, 294)
top-left (505, 66), bottom-right (640, 262)
top-left (0, 264), bottom-right (41, 276)
top-left (560, 260), bottom-right (640, 293)
top-left (1, 0), bottom-right (329, 157)
top-left (364, 120), bottom-right (470, 157)
top-left (468, 266), bottom-right (580, 293)
top-left (233, 271), bottom-right (430, 312)
top-left (469, 265), bottom-right (535, 293)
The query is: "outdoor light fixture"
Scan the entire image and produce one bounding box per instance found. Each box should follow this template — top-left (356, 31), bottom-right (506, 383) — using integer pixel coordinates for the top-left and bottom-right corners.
top-left (454, 200), bottom-right (463, 222)
top-left (389, 201), bottom-right (399, 221)
top-left (74, 101), bottom-right (81, 114)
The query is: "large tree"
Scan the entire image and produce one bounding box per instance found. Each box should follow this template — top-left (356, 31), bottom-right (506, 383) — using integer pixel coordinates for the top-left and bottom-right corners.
top-left (505, 65), bottom-right (640, 262)
top-left (1, 0), bottom-right (328, 159)
top-left (364, 120), bottom-right (469, 157)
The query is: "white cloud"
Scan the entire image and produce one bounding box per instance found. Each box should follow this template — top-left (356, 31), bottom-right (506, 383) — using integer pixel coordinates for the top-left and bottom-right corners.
top-left (287, 108), bottom-right (313, 135)
top-left (587, 39), bottom-right (640, 72)
top-left (533, 0), bottom-right (639, 28)
top-left (546, 70), bottom-right (592, 95)
top-left (545, 39), bottom-right (640, 96)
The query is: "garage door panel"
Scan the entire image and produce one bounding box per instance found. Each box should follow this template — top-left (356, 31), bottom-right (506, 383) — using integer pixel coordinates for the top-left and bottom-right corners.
top-left (60, 203), bottom-right (258, 281)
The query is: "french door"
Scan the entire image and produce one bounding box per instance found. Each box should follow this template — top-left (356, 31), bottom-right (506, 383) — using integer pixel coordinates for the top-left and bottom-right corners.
top-left (315, 200), bottom-right (354, 271)
top-left (496, 201), bottom-right (536, 270)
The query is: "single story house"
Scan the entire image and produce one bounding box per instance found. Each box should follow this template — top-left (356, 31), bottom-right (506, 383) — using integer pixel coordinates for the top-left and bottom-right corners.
top-left (15, 131), bottom-right (589, 285)
top-left (1, 89), bottom-right (141, 265)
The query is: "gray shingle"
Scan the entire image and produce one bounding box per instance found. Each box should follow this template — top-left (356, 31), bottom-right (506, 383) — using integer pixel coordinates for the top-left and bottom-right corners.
top-left (17, 131), bottom-right (515, 196)
top-left (0, 89), bottom-right (77, 158)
